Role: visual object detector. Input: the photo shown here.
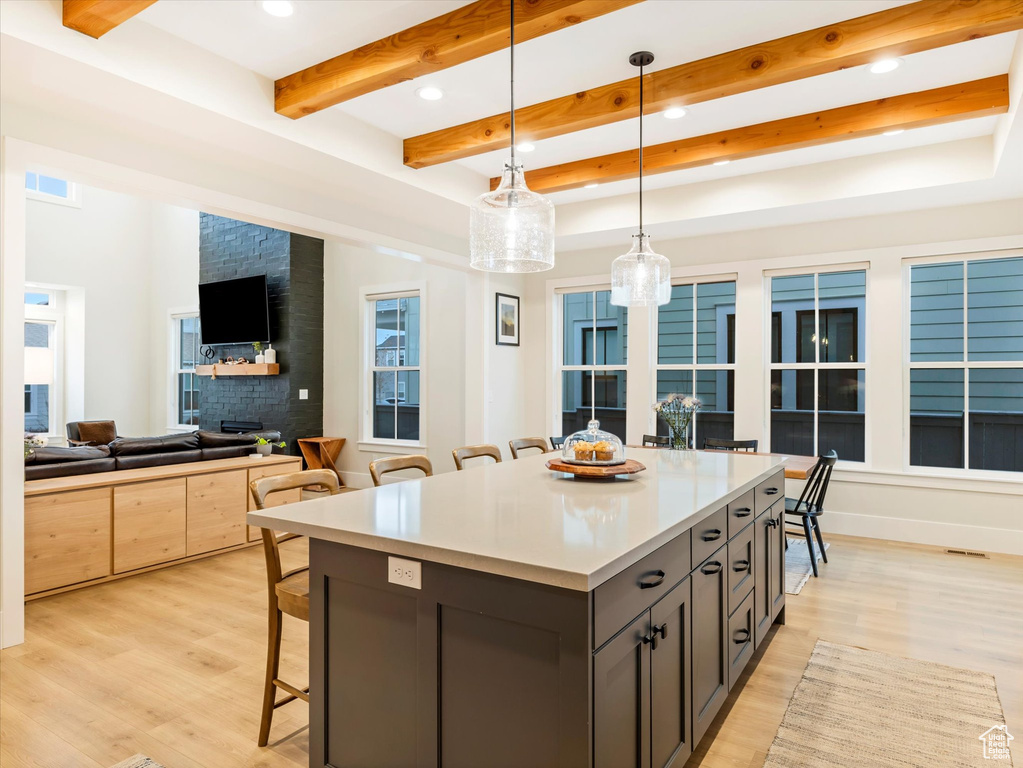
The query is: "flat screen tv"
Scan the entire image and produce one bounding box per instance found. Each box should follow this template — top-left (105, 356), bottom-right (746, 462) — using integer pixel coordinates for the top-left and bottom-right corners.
top-left (198, 275), bottom-right (271, 345)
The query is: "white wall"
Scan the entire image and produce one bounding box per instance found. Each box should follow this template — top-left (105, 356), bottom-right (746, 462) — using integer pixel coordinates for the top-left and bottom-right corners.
top-left (521, 198), bottom-right (1023, 554)
top-left (25, 185), bottom-right (198, 439)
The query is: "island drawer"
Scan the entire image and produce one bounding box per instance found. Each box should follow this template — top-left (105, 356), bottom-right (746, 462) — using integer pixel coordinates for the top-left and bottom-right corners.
top-left (593, 529), bottom-right (691, 649)
top-left (728, 522), bottom-right (755, 616)
top-left (726, 489), bottom-right (755, 538)
top-left (691, 506), bottom-right (728, 567)
top-left (727, 589), bottom-right (756, 691)
top-left (754, 471), bottom-right (785, 515)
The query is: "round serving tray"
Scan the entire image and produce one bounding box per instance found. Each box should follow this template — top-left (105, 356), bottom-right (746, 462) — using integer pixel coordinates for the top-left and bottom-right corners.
top-left (545, 457), bottom-right (647, 478)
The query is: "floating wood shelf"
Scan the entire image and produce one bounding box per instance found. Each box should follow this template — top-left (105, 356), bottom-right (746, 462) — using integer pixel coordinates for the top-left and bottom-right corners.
top-left (196, 363), bottom-right (279, 377)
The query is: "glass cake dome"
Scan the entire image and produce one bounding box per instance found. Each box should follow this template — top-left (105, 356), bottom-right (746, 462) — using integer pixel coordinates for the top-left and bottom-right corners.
top-left (562, 420), bottom-right (625, 465)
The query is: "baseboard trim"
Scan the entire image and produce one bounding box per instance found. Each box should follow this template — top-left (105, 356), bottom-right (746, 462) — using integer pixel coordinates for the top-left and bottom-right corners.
top-left (823, 510), bottom-right (1023, 557)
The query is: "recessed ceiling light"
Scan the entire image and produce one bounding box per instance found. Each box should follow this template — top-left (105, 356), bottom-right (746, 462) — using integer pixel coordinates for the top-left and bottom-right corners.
top-left (663, 107), bottom-right (687, 119)
top-left (869, 58), bottom-right (902, 74)
top-left (416, 86), bottom-right (444, 101)
top-left (516, 142), bottom-right (535, 152)
top-left (713, 160), bottom-right (730, 166)
top-left (883, 129), bottom-right (905, 136)
top-left (584, 183), bottom-right (599, 189)
top-left (261, 0), bottom-right (294, 18)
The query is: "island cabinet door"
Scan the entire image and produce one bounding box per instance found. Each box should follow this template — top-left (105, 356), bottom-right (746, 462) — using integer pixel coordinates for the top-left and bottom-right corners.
top-left (650, 577), bottom-right (693, 768)
top-left (769, 504), bottom-right (786, 623)
top-left (753, 510), bottom-right (773, 648)
top-left (594, 611), bottom-right (651, 768)
top-left (691, 545), bottom-right (728, 748)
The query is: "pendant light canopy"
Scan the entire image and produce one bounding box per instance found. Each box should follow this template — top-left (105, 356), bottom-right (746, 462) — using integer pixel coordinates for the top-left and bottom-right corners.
top-left (469, 1), bottom-right (555, 273)
top-left (611, 51), bottom-right (670, 307)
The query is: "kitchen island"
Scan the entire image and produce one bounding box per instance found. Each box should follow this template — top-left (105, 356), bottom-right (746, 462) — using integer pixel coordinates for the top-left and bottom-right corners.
top-left (249, 448), bottom-right (788, 768)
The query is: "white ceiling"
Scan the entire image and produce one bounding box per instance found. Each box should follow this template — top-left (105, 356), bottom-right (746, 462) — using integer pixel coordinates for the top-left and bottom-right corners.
top-left (138, 0), bottom-right (1018, 205)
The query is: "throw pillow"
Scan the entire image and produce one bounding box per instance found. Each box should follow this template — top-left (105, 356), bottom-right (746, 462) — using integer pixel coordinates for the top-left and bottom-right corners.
top-left (77, 421), bottom-right (116, 445)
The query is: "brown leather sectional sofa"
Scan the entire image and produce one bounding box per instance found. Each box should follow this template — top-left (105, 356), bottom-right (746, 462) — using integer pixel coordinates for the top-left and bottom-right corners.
top-left (24, 430), bottom-right (283, 481)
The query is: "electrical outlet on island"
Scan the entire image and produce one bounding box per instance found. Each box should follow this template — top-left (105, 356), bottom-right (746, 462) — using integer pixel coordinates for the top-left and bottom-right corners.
top-left (388, 556), bottom-right (422, 589)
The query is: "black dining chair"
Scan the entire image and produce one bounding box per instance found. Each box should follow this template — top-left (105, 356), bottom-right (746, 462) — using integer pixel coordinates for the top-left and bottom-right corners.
top-left (641, 434), bottom-right (670, 447)
top-left (784, 450), bottom-right (837, 577)
top-left (550, 436), bottom-right (567, 449)
top-left (703, 437), bottom-right (758, 452)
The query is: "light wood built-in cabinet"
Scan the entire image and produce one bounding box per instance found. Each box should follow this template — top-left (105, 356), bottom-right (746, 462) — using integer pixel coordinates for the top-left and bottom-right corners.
top-left (24, 455), bottom-right (303, 598)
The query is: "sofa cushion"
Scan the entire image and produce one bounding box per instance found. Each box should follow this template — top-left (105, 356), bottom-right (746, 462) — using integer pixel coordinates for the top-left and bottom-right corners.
top-left (26, 445), bottom-right (111, 465)
top-left (26, 458), bottom-right (116, 480)
top-left (114, 450), bottom-right (204, 470)
top-left (197, 430), bottom-right (282, 448)
top-left (76, 420), bottom-right (117, 446)
top-left (109, 433), bottom-right (199, 456)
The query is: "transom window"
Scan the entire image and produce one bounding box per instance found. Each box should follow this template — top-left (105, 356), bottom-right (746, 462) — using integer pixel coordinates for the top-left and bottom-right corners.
top-left (25, 172), bottom-right (80, 207)
top-left (368, 292), bottom-right (421, 442)
top-left (655, 280), bottom-right (737, 446)
top-left (558, 290), bottom-right (627, 441)
top-left (770, 269), bottom-right (867, 462)
top-left (908, 254), bottom-right (1023, 473)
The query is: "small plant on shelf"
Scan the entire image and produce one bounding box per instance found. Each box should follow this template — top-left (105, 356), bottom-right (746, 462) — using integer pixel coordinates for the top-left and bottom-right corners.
top-left (254, 437), bottom-right (287, 456)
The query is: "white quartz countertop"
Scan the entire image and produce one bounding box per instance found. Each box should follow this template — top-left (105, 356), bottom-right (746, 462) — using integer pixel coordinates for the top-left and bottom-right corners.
top-left (248, 448), bottom-right (786, 591)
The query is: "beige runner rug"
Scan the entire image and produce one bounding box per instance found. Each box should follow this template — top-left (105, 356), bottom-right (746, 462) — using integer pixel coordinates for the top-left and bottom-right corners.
top-left (764, 640), bottom-right (1014, 768)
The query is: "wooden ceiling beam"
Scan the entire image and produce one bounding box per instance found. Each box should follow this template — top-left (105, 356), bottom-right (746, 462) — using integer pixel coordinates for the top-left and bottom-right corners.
top-left (62, 0), bottom-right (157, 38)
top-left (408, 0), bottom-right (1023, 168)
top-left (274, 0), bottom-right (644, 119)
top-left (490, 75), bottom-right (1009, 193)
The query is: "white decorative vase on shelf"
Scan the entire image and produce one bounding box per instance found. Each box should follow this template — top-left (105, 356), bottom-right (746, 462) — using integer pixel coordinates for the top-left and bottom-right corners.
top-left (265, 345), bottom-right (276, 364)
top-left (255, 354), bottom-right (265, 364)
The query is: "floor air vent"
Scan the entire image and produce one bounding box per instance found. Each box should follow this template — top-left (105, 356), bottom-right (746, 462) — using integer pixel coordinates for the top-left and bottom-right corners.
top-left (945, 548), bottom-right (990, 559)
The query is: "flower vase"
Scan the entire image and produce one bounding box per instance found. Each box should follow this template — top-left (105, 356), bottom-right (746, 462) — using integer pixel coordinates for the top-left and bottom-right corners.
top-left (255, 354), bottom-right (265, 364)
top-left (669, 421), bottom-right (692, 451)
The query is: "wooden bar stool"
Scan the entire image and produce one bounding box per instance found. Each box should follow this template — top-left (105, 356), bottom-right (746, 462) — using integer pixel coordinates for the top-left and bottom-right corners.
top-left (452, 444), bottom-right (502, 471)
top-left (369, 454), bottom-right (433, 486)
top-left (703, 437), bottom-right (759, 452)
top-left (250, 468), bottom-right (342, 747)
top-left (642, 434), bottom-right (669, 447)
top-left (509, 437), bottom-right (549, 459)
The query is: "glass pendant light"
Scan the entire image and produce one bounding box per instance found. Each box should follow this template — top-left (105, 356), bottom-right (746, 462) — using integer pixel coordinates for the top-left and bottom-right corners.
top-left (611, 52), bottom-right (670, 307)
top-left (469, 1), bottom-right (555, 273)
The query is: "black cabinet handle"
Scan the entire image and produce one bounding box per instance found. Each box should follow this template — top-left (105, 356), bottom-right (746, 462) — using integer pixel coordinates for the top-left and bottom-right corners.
top-left (764, 487), bottom-right (779, 496)
top-left (642, 633), bottom-right (658, 651)
top-left (701, 529), bottom-right (722, 542)
top-left (766, 518), bottom-right (779, 529)
top-left (654, 623), bottom-right (667, 641)
top-left (700, 561), bottom-right (722, 575)
top-left (638, 570), bottom-right (665, 589)
top-left (733, 628), bottom-right (751, 644)
top-left (732, 559), bottom-right (750, 572)
top-left (733, 508), bottom-right (752, 518)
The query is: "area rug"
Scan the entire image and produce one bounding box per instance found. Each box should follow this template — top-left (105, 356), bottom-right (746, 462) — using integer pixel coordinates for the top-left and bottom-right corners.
top-left (763, 640), bottom-right (1014, 768)
top-left (110, 756), bottom-right (166, 768)
top-left (785, 537), bottom-right (830, 594)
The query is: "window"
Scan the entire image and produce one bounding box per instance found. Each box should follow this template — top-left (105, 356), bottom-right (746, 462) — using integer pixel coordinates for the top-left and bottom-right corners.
top-left (25, 172), bottom-right (80, 207)
top-left (770, 269), bottom-right (866, 462)
top-left (367, 292), bottom-right (421, 442)
top-left (24, 288), bottom-right (63, 436)
top-left (558, 290), bottom-right (627, 440)
top-left (908, 255), bottom-right (1023, 473)
top-left (173, 314), bottom-right (201, 428)
top-left (655, 280), bottom-right (736, 445)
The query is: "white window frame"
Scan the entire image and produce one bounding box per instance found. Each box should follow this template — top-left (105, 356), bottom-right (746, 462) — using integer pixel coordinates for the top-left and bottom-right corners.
top-left (25, 172), bottom-right (81, 208)
top-left (359, 284), bottom-right (427, 453)
top-left (766, 264), bottom-right (870, 466)
top-left (652, 276), bottom-right (738, 441)
top-left (24, 288), bottom-right (65, 439)
top-left (902, 249), bottom-right (1023, 479)
top-left (169, 310), bottom-right (201, 432)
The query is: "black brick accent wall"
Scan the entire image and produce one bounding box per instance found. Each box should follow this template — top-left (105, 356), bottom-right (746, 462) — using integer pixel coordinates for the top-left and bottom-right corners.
top-left (198, 214), bottom-right (323, 455)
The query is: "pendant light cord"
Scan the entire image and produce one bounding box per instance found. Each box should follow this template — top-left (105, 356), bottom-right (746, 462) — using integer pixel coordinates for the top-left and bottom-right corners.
top-left (638, 61), bottom-right (644, 235)
top-left (509, 0), bottom-right (516, 167)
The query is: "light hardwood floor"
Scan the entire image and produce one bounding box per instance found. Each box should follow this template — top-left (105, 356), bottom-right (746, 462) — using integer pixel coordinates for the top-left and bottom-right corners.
top-left (1, 534), bottom-right (1020, 768)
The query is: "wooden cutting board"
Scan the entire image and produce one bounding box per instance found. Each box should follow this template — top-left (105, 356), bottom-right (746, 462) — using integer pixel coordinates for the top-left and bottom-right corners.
top-left (545, 457), bottom-right (646, 478)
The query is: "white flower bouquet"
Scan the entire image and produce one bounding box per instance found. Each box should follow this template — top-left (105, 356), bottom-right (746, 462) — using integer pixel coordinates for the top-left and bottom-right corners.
top-left (652, 394), bottom-right (701, 450)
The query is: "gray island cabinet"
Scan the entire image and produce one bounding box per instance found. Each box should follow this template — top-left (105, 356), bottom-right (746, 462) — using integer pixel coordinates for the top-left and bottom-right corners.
top-left (248, 448), bottom-right (787, 768)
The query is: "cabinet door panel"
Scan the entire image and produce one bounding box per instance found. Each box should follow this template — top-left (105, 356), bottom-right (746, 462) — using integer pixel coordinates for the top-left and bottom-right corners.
top-left (25, 488), bottom-right (111, 594)
top-left (187, 469), bottom-right (247, 555)
top-left (650, 577), bottom-right (693, 768)
top-left (114, 478), bottom-right (186, 573)
top-left (770, 506), bottom-right (786, 622)
top-left (594, 612), bottom-right (650, 768)
top-left (753, 511), bottom-right (773, 648)
top-left (692, 545), bottom-right (728, 747)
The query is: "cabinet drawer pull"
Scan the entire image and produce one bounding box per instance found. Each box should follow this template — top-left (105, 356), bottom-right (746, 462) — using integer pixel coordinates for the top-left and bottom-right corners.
top-left (654, 623), bottom-right (667, 641)
top-left (642, 632), bottom-right (658, 651)
top-left (763, 487), bottom-right (779, 496)
top-left (700, 562), bottom-right (722, 575)
top-left (733, 508), bottom-right (752, 518)
top-left (766, 518), bottom-right (779, 529)
top-left (701, 529), bottom-right (722, 542)
top-left (732, 559), bottom-right (750, 572)
top-left (733, 628), bottom-right (751, 644)
top-left (638, 570), bottom-right (665, 589)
